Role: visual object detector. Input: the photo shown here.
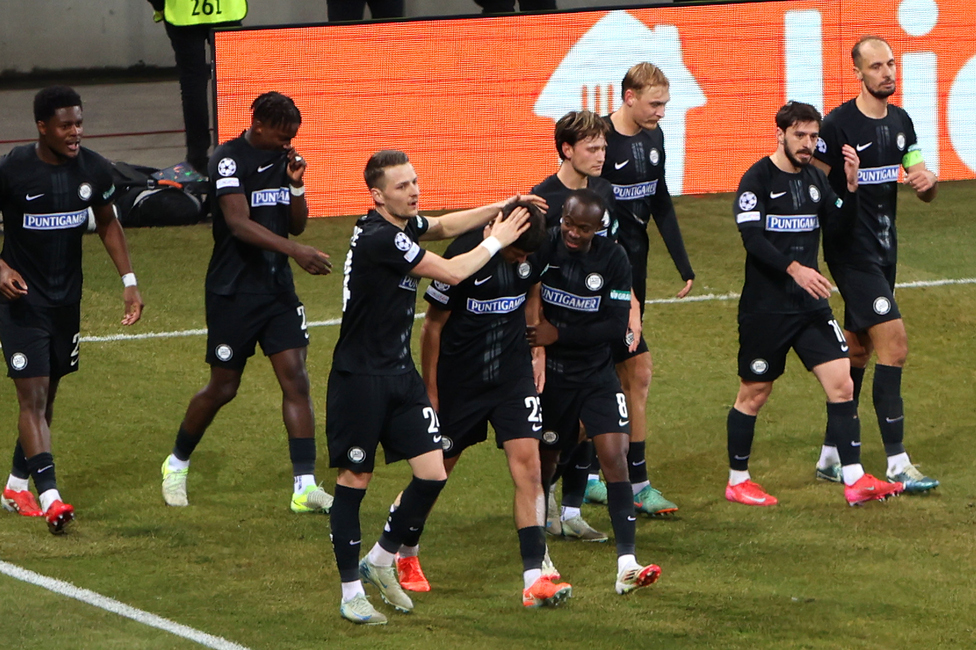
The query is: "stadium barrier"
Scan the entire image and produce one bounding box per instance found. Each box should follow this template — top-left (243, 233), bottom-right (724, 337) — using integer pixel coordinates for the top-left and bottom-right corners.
top-left (213, 0), bottom-right (976, 217)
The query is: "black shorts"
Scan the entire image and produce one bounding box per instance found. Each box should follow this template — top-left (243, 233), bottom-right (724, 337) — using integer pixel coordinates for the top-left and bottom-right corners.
top-left (326, 369), bottom-right (442, 473)
top-left (737, 309), bottom-right (849, 382)
top-left (539, 378), bottom-right (630, 454)
top-left (611, 331), bottom-right (649, 364)
top-left (0, 301), bottom-right (80, 379)
top-left (829, 263), bottom-right (901, 333)
top-left (437, 375), bottom-right (542, 458)
top-left (205, 291), bottom-right (308, 370)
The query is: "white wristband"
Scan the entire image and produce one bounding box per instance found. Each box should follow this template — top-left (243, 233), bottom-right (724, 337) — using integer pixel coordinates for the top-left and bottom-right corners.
top-left (479, 236), bottom-right (502, 257)
top-left (289, 184), bottom-right (306, 197)
top-left (121, 273), bottom-right (137, 288)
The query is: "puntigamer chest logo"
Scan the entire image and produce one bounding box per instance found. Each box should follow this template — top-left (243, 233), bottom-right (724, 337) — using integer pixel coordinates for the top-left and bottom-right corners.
top-left (23, 208), bottom-right (89, 230)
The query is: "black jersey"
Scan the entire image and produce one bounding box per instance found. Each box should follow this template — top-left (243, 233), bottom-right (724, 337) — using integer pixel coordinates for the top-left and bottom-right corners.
top-left (600, 117), bottom-right (694, 289)
top-left (206, 134), bottom-right (296, 295)
top-left (531, 173), bottom-right (619, 240)
top-left (534, 228), bottom-right (631, 385)
top-left (0, 144), bottom-right (115, 307)
top-left (815, 99), bottom-right (920, 268)
top-left (332, 210), bottom-right (429, 375)
top-left (424, 229), bottom-right (541, 388)
top-left (734, 157), bottom-right (851, 314)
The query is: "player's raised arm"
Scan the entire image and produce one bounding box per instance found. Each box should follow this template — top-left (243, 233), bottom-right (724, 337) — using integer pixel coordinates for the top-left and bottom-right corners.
top-left (411, 207), bottom-right (530, 284)
top-left (420, 194), bottom-right (547, 241)
top-left (92, 203), bottom-right (143, 325)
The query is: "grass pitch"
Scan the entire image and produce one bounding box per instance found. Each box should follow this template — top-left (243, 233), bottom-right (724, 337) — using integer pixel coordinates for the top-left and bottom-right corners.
top-left (0, 182), bottom-right (974, 649)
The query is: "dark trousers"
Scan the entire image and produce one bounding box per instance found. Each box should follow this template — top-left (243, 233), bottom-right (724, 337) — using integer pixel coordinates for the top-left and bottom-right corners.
top-left (327, 0), bottom-right (404, 21)
top-left (163, 21), bottom-right (214, 171)
top-left (477, 0), bottom-right (557, 13)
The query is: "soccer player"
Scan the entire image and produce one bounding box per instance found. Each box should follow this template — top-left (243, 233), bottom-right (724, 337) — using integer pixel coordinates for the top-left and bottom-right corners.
top-left (0, 86), bottom-right (144, 533)
top-left (812, 36), bottom-right (939, 493)
top-left (327, 149), bottom-right (536, 625)
top-left (389, 200), bottom-right (571, 607)
top-left (531, 110), bottom-right (620, 536)
top-left (528, 188), bottom-right (662, 595)
top-left (602, 62), bottom-right (695, 515)
top-left (159, 92), bottom-right (335, 514)
top-left (726, 101), bottom-right (903, 507)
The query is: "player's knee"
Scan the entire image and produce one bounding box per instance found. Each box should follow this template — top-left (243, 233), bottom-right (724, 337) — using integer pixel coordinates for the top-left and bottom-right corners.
top-left (204, 379), bottom-right (239, 406)
top-left (827, 376), bottom-right (855, 403)
top-left (598, 449), bottom-right (628, 482)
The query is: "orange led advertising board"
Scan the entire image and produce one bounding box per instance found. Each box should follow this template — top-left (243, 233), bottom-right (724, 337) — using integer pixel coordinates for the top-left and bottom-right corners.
top-left (214, 0), bottom-right (976, 217)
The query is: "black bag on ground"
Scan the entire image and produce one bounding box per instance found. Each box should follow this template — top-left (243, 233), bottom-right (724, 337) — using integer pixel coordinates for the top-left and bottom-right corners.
top-left (111, 161), bottom-right (208, 227)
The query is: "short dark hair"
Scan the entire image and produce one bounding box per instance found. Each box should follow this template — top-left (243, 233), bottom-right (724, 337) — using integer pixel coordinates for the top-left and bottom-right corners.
top-left (500, 200), bottom-right (546, 253)
top-left (775, 101), bottom-right (822, 132)
top-left (364, 150), bottom-right (410, 190)
top-left (563, 188), bottom-right (606, 223)
top-left (34, 86), bottom-right (82, 123)
top-left (852, 35), bottom-right (892, 68)
top-left (251, 92), bottom-right (301, 129)
top-left (554, 111), bottom-right (609, 160)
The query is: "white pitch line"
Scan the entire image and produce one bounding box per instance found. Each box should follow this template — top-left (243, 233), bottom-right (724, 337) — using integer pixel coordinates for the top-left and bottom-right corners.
top-left (643, 276), bottom-right (976, 306)
top-left (0, 560), bottom-right (251, 650)
top-left (77, 276), bottom-right (976, 344)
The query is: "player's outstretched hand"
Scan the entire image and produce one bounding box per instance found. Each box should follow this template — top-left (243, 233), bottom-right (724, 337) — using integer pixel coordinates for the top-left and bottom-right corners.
top-left (676, 278), bottom-right (694, 299)
top-left (286, 147), bottom-right (306, 186)
top-left (841, 144), bottom-right (860, 191)
top-left (122, 286), bottom-right (144, 326)
top-left (488, 207), bottom-right (531, 247)
top-left (526, 320), bottom-right (559, 347)
top-left (531, 346), bottom-right (546, 393)
top-left (787, 262), bottom-right (833, 300)
top-left (293, 244), bottom-right (332, 275)
top-left (506, 193), bottom-right (548, 215)
top-left (0, 264), bottom-right (28, 300)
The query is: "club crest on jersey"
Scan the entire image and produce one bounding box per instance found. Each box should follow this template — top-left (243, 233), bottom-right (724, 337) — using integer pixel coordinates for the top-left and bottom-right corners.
top-left (347, 447), bottom-right (366, 463)
top-left (873, 297), bottom-right (891, 315)
top-left (896, 133), bottom-right (906, 151)
top-left (750, 358), bottom-right (769, 375)
top-left (215, 344), bottom-right (233, 362)
top-left (808, 185), bottom-right (821, 203)
top-left (10, 353), bottom-right (27, 371)
top-left (816, 138), bottom-right (827, 153)
top-left (217, 158), bottom-right (237, 177)
top-left (649, 148), bottom-right (660, 166)
top-left (738, 192), bottom-right (758, 211)
top-left (601, 210), bottom-right (611, 228)
top-left (585, 273), bottom-right (603, 290)
top-left (517, 261), bottom-right (531, 279)
top-left (77, 183), bottom-right (92, 201)
top-left (432, 280), bottom-right (450, 292)
top-left (440, 436), bottom-right (453, 452)
top-left (542, 430), bottom-right (559, 445)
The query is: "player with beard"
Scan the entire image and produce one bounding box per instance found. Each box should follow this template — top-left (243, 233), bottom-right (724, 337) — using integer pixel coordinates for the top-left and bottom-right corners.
top-left (602, 63), bottom-right (695, 516)
top-left (529, 188), bottom-right (662, 595)
top-left (812, 36), bottom-right (939, 493)
top-left (327, 149), bottom-right (537, 625)
top-left (727, 101), bottom-right (904, 507)
top-left (0, 86), bottom-right (144, 533)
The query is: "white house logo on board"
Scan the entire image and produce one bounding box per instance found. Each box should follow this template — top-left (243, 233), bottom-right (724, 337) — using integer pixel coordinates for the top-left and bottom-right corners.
top-left (533, 10), bottom-right (707, 195)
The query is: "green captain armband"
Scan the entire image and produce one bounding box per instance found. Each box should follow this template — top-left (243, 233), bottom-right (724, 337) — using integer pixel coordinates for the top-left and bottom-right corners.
top-left (903, 145), bottom-right (923, 169)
